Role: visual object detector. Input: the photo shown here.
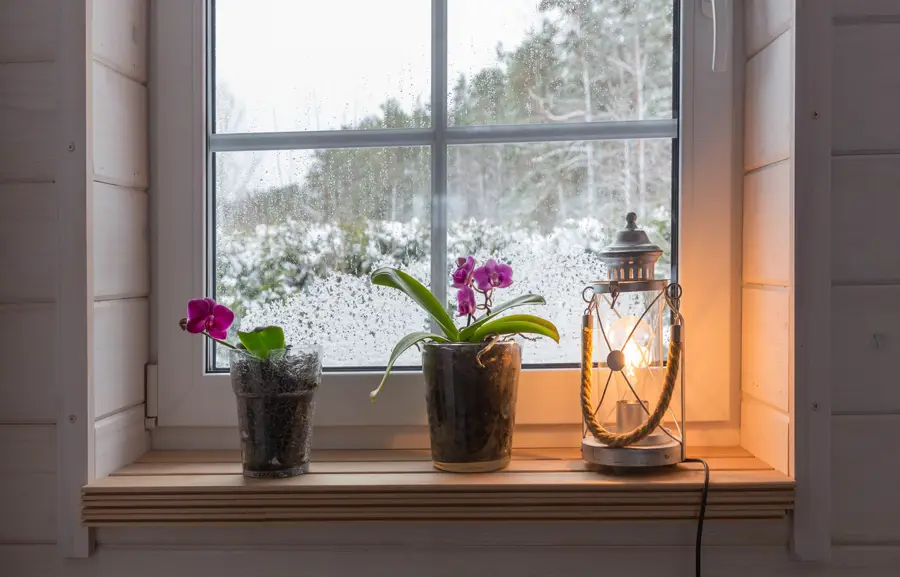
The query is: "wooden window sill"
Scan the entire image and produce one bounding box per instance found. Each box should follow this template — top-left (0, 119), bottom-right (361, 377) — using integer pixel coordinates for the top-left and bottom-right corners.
top-left (82, 447), bottom-right (794, 526)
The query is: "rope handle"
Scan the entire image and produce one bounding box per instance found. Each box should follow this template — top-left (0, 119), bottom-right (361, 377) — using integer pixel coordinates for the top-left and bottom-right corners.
top-left (580, 311), bottom-right (683, 448)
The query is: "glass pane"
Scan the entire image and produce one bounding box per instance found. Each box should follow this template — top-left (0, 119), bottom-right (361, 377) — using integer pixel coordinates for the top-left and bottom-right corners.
top-left (213, 0), bottom-right (431, 133)
top-left (448, 0), bottom-right (674, 126)
top-left (214, 147), bottom-right (431, 369)
top-left (447, 139), bottom-right (672, 364)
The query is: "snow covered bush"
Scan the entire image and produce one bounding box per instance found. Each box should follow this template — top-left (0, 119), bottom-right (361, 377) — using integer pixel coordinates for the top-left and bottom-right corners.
top-left (216, 217), bottom-right (670, 368)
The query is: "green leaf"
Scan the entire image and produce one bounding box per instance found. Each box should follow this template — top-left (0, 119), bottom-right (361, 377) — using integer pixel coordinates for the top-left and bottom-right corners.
top-left (370, 332), bottom-right (449, 401)
top-left (458, 294), bottom-right (546, 342)
top-left (370, 267), bottom-right (459, 340)
top-left (467, 314), bottom-right (560, 343)
top-left (237, 326), bottom-right (286, 360)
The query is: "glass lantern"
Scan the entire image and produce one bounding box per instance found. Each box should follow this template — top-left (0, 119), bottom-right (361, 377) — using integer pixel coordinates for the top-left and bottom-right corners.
top-left (580, 213), bottom-right (685, 469)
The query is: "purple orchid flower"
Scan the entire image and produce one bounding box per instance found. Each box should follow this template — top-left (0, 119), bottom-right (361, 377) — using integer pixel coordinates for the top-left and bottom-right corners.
top-left (451, 256), bottom-right (476, 288)
top-left (185, 297), bottom-right (234, 340)
top-left (456, 286), bottom-right (476, 317)
top-left (473, 258), bottom-right (513, 291)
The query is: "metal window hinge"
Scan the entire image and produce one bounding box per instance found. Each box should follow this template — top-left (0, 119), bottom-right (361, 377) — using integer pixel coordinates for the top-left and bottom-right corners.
top-left (145, 363), bottom-right (158, 429)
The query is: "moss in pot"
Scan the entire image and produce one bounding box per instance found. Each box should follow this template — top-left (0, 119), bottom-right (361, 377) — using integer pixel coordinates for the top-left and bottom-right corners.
top-left (369, 258), bottom-right (559, 473)
top-left (179, 299), bottom-right (321, 478)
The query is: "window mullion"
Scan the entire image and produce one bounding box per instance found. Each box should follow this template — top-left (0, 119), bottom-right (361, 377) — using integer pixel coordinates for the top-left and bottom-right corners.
top-left (430, 0), bottom-right (449, 328)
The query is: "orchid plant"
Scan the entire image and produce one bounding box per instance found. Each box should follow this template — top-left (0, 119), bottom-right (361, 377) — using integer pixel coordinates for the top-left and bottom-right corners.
top-left (179, 297), bottom-right (286, 361)
top-left (369, 257), bottom-right (560, 400)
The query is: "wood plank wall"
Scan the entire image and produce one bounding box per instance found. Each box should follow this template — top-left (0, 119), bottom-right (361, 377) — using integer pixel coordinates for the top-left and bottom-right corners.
top-left (830, 0), bottom-right (900, 546)
top-left (0, 0), bottom-right (62, 549)
top-left (741, 0), bottom-right (794, 475)
top-left (0, 0), bottom-right (150, 557)
top-left (90, 0), bottom-right (150, 479)
top-left (3, 0), bottom-right (900, 574)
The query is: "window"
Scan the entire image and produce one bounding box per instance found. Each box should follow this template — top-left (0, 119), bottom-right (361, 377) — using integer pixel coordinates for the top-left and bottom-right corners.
top-left (155, 0), bottom-right (738, 436)
top-left (209, 0), bottom-right (676, 371)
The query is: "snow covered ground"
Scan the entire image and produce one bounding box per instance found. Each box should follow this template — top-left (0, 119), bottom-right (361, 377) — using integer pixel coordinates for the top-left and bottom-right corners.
top-left (216, 217), bottom-right (670, 368)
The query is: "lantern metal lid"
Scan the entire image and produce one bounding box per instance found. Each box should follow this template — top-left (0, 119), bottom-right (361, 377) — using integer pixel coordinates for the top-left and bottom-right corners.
top-left (598, 212), bottom-right (663, 282)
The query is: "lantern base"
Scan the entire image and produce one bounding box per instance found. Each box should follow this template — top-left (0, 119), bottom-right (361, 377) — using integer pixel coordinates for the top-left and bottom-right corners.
top-left (581, 434), bottom-right (684, 469)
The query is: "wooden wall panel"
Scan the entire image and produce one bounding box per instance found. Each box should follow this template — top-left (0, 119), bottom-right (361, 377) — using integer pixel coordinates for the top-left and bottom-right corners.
top-left (0, 183), bottom-right (57, 302)
top-left (95, 405), bottom-right (148, 479)
top-left (832, 24), bottom-right (900, 153)
top-left (97, 520), bottom-right (790, 548)
top-left (743, 161), bottom-right (791, 287)
top-left (741, 395), bottom-right (790, 475)
top-left (832, 286), bottom-right (900, 414)
top-left (93, 183), bottom-right (149, 299)
top-left (834, 0), bottom-right (900, 17)
top-left (11, 545), bottom-right (900, 577)
top-left (744, 0), bottom-right (792, 59)
top-left (33, 544), bottom-right (900, 577)
top-left (93, 299), bottom-right (149, 419)
top-left (0, 62), bottom-right (57, 182)
top-left (832, 156), bottom-right (900, 282)
top-left (0, 473), bottom-right (56, 542)
top-left (0, 304), bottom-right (56, 423)
top-left (0, 544), bottom-right (800, 577)
top-left (93, 0), bottom-right (148, 84)
top-left (92, 62), bottom-right (148, 188)
top-left (832, 415), bottom-right (900, 542)
top-left (0, 425), bottom-right (55, 475)
top-left (741, 0), bottom-right (795, 496)
top-left (742, 287), bottom-right (790, 413)
top-left (0, 424), bottom-right (56, 544)
top-left (0, 0), bottom-right (58, 63)
top-left (745, 31), bottom-right (793, 171)
top-left (0, 62), bottom-right (55, 109)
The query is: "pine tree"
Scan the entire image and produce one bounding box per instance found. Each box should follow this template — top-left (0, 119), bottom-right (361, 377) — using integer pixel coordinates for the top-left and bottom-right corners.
top-left (220, 0), bottom-right (674, 258)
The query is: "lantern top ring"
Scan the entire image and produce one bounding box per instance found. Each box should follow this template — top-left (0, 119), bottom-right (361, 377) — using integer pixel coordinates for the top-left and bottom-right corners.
top-left (588, 279), bottom-right (669, 295)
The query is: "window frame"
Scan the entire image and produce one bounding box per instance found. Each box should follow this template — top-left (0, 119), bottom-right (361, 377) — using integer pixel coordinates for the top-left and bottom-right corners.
top-left (153, 0), bottom-right (740, 438)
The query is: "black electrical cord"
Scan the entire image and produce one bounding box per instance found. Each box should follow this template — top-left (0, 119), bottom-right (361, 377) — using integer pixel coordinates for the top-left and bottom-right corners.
top-left (683, 458), bottom-right (710, 577)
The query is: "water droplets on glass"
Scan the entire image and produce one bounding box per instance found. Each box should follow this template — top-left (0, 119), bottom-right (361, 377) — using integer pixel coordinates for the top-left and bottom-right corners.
top-left (214, 149), bottom-right (431, 369)
top-left (448, 0), bottom-right (674, 126)
top-left (210, 0), bottom-right (676, 370)
top-left (214, 0), bottom-right (430, 133)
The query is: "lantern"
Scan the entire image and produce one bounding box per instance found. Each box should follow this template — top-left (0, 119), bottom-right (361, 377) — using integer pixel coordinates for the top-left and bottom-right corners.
top-left (580, 213), bottom-right (685, 468)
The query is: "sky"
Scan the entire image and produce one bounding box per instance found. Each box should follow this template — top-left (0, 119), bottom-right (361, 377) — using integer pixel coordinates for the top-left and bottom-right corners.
top-left (214, 0), bottom-right (545, 134)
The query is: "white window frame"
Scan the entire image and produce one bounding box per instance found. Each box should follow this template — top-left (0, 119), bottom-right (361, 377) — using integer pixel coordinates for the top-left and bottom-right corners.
top-left (152, 0), bottom-right (739, 444)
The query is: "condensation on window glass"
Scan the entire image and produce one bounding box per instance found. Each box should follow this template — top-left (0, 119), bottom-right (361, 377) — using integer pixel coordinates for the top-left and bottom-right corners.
top-left (213, 148), bottom-right (432, 369)
top-left (213, 0), bottom-right (431, 133)
top-left (447, 139), bottom-right (672, 364)
top-left (448, 0), bottom-right (674, 126)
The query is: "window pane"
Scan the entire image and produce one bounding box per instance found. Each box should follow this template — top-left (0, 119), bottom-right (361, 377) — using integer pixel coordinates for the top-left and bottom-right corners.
top-left (214, 147), bottom-right (431, 369)
top-left (213, 0), bottom-right (431, 133)
top-left (448, 0), bottom-right (674, 126)
top-left (447, 139), bottom-right (672, 363)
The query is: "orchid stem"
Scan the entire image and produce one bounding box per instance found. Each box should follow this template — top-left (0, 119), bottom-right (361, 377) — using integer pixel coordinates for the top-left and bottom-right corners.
top-left (483, 289), bottom-right (493, 315)
top-left (203, 332), bottom-right (237, 350)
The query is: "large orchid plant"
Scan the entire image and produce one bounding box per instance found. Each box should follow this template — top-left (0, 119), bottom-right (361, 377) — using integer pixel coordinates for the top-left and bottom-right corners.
top-left (369, 257), bottom-right (560, 401)
top-left (179, 297), bottom-right (286, 361)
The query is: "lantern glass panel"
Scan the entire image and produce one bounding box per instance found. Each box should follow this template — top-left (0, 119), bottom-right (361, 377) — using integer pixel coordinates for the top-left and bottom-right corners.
top-left (592, 289), bottom-right (680, 430)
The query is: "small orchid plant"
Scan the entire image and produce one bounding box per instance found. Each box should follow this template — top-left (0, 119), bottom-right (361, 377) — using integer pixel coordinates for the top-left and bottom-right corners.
top-left (369, 257), bottom-right (560, 401)
top-left (179, 297), bottom-right (286, 361)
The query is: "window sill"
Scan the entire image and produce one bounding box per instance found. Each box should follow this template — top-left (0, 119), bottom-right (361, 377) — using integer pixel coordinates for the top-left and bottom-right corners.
top-left (82, 447), bottom-right (794, 526)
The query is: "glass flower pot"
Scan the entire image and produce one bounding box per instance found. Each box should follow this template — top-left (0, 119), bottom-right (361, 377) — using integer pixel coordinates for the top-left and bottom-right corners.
top-left (422, 341), bottom-right (521, 473)
top-left (229, 347), bottom-right (321, 478)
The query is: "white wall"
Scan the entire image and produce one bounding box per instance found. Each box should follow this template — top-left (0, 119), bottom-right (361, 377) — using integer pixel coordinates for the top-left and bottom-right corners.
top-left (830, 0), bottom-right (900, 548)
top-left (89, 0), bottom-right (150, 480)
top-left (0, 0), bottom-right (63, 552)
top-left (741, 0), bottom-right (793, 475)
top-left (0, 0), bottom-right (149, 564)
top-left (3, 0), bottom-right (900, 574)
